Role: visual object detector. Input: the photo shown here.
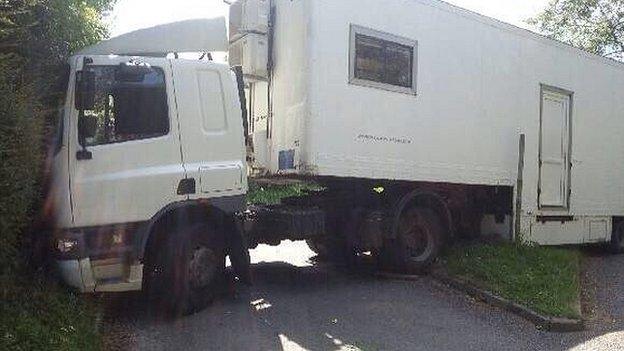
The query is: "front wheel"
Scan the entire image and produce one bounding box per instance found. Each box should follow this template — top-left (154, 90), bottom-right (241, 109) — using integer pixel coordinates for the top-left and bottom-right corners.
top-left (380, 208), bottom-right (443, 274)
top-left (146, 224), bottom-right (226, 317)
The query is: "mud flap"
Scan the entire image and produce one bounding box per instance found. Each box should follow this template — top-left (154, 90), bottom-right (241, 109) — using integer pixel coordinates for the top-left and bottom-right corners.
top-left (228, 216), bottom-right (252, 285)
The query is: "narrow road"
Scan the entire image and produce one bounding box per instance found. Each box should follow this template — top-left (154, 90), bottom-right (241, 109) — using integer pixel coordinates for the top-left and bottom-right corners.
top-left (100, 242), bottom-right (624, 351)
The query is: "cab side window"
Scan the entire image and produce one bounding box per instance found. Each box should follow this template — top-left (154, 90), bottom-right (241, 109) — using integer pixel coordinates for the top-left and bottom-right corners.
top-left (84, 66), bottom-right (169, 146)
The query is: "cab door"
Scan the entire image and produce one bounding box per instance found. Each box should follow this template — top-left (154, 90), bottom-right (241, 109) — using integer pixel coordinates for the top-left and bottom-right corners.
top-left (69, 55), bottom-right (185, 227)
top-left (170, 60), bottom-right (247, 201)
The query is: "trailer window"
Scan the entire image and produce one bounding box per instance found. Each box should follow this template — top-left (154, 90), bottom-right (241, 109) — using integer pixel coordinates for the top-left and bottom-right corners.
top-left (83, 66), bottom-right (169, 146)
top-left (350, 25), bottom-right (417, 94)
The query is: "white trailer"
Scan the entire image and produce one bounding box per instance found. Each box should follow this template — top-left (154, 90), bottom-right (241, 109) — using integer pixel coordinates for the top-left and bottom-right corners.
top-left (48, 0), bottom-right (624, 316)
top-left (234, 0), bottom-right (624, 246)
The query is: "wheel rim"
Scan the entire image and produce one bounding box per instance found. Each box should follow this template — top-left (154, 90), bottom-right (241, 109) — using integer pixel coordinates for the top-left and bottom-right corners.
top-left (399, 209), bottom-right (435, 263)
top-left (188, 245), bottom-right (220, 289)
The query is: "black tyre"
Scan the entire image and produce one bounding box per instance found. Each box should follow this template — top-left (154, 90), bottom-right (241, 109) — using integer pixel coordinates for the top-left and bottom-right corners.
top-left (308, 209), bottom-right (360, 263)
top-left (306, 237), bottom-right (347, 260)
top-left (306, 238), bottom-right (331, 257)
top-left (145, 224), bottom-right (225, 317)
top-left (381, 208), bottom-right (443, 274)
top-left (610, 222), bottom-right (624, 254)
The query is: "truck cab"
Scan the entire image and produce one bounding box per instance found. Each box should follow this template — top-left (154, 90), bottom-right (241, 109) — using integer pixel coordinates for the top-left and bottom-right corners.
top-left (50, 19), bottom-right (249, 312)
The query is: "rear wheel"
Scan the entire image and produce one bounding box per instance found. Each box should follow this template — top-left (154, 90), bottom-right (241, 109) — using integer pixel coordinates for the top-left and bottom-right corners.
top-left (610, 222), bottom-right (624, 254)
top-left (381, 208), bottom-right (443, 274)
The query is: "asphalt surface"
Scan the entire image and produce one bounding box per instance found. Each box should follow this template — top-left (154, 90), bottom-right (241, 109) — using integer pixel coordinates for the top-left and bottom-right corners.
top-left (100, 242), bottom-right (624, 351)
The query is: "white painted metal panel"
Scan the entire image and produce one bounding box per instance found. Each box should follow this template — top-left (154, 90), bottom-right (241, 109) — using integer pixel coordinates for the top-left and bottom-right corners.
top-left (268, 0), bottom-right (310, 173)
top-left (262, 0), bottom-right (624, 245)
top-left (539, 90), bottom-right (571, 208)
top-left (229, 0), bottom-right (270, 42)
top-left (170, 60), bottom-right (247, 199)
top-left (69, 56), bottom-right (185, 227)
top-left (199, 164), bottom-right (243, 194)
top-left (250, 82), bottom-right (270, 170)
top-left (197, 70), bottom-right (227, 132)
top-left (293, 0), bottom-right (521, 185)
top-left (588, 219), bottom-right (609, 242)
top-left (229, 33), bottom-right (269, 79)
top-left (529, 219), bottom-right (585, 245)
top-left (77, 18), bottom-right (228, 56)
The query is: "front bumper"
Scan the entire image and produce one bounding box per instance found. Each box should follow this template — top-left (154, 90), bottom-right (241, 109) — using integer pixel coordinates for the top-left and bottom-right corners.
top-left (53, 222), bottom-right (146, 261)
top-left (53, 223), bottom-right (146, 293)
top-left (57, 259), bottom-right (93, 292)
top-left (56, 257), bottom-right (143, 293)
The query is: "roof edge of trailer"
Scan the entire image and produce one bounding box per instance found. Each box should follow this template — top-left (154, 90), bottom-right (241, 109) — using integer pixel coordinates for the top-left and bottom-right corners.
top-left (75, 17), bottom-right (228, 57)
top-left (417, 0), bottom-right (624, 71)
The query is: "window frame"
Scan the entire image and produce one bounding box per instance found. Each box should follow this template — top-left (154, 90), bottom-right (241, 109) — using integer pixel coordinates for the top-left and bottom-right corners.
top-left (349, 24), bottom-right (418, 95)
top-left (82, 65), bottom-right (171, 147)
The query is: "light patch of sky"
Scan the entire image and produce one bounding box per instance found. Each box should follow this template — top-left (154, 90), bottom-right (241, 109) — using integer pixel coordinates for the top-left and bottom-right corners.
top-left (109, 0), bottom-right (230, 37)
top-left (446, 0), bottom-right (548, 29)
top-left (109, 0), bottom-right (549, 38)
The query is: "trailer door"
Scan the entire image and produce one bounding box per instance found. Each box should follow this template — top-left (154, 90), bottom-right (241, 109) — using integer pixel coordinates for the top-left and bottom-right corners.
top-left (538, 87), bottom-right (572, 209)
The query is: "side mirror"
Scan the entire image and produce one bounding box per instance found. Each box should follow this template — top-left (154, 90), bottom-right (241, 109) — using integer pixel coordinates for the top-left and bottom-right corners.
top-left (78, 115), bottom-right (97, 141)
top-left (76, 115), bottom-right (97, 160)
top-left (74, 70), bottom-right (96, 110)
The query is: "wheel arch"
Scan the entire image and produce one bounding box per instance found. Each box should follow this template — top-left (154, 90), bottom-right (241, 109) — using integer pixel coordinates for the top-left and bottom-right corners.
top-left (140, 196), bottom-right (245, 261)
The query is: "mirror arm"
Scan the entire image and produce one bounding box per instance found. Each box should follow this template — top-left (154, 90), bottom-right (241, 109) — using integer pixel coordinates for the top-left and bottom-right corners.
top-left (76, 110), bottom-right (92, 160)
top-left (76, 56), bottom-right (94, 161)
top-left (76, 148), bottom-right (92, 160)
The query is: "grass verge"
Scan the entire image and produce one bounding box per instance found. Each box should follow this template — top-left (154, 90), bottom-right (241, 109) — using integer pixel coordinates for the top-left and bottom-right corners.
top-left (1, 273), bottom-right (102, 351)
top-left (247, 181), bottom-right (322, 205)
top-left (443, 243), bottom-right (581, 319)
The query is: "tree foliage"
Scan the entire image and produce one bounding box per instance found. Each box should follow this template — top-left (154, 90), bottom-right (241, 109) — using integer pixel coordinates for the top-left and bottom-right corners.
top-left (0, 0), bottom-right (115, 271)
top-left (1, 2), bottom-right (115, 350)
top-left (529, 0), bottom-right (624, 61)
top-left (1, 0), bottom-right (115, 95)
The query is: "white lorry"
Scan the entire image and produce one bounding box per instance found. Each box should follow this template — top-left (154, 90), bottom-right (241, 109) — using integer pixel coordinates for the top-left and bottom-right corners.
top-left (50, 0), bottom-right (624, 315)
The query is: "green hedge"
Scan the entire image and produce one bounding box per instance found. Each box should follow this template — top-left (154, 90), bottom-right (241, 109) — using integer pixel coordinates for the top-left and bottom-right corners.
top-left (0, 59), bottom-right (105, 351)
top-left (1, 2), bottom-right (116, 350)
top-left (0, 60), bottom-right (44, 274)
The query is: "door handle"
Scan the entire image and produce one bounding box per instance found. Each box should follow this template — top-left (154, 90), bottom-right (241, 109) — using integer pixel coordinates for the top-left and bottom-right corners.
top-left (177, 178), bottom-right (196, 195)
top-left (76, 150), bottom-right (92, 160)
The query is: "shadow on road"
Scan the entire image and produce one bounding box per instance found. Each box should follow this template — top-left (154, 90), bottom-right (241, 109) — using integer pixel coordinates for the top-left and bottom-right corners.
top-left (96, 242), bottom-right (624, 351)
top-left (98, 258), bottom-right (382, 351)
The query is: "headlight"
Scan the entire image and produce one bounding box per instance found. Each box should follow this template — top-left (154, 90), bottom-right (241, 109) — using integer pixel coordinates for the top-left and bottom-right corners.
top-left (56, 238), bottom-right (79, 253)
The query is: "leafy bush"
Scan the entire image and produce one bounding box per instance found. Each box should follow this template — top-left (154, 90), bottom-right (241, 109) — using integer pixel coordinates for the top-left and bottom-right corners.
top-left (0, 62), bottom-right (44, 274)
top-left (1, 1), bottom-right (116, 350)
top-left (0, 0), bottom-right (117, 271)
